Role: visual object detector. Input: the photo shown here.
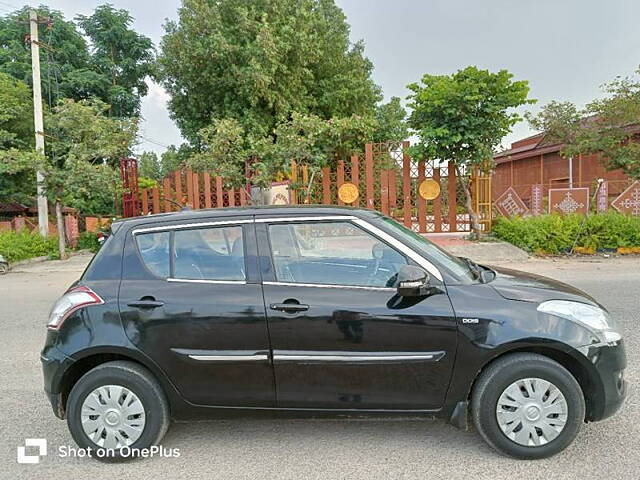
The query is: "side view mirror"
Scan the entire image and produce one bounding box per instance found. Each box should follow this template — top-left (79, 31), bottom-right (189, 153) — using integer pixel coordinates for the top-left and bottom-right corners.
top-left (396, 265), bottom-right (430, 297)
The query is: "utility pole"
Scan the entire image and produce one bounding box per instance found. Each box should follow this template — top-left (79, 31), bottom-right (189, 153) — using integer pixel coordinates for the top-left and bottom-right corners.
top-left (29, 9), bottom-right (49, 236)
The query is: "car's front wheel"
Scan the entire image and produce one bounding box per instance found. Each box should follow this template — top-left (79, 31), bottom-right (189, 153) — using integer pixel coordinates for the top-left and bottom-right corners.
top-left (471, 353), bottom-right (585, 459)
top-left (66, 360), bottom-right (170, 461)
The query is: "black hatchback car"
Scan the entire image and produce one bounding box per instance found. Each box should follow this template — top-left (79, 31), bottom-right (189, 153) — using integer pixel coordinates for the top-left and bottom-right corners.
top-left (41, 206), bottom-right (626, 460)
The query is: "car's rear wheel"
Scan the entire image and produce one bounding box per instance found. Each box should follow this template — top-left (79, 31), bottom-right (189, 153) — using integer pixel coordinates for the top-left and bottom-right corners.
top-left (66, 360), bottom-right (170, 461)
top-left (471, 353), bottom-right (585, 459)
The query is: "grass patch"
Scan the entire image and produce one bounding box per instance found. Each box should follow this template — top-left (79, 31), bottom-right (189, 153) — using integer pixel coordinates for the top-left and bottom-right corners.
top-left (0, 230), bottom-right (59, 263)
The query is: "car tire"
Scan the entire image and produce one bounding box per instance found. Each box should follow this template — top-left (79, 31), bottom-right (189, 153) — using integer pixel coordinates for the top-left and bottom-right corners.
top-left (66, 360), bottom-right (170, 461)
top-left (471, 353), bottom-right (585, 460)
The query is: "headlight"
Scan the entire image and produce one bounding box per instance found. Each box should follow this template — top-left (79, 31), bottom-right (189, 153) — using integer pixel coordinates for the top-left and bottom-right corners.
top-left (537, 300), bottom-right (621, 344)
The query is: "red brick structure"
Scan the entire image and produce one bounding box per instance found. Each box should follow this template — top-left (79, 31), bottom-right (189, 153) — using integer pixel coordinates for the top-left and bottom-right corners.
top-left (492, 133), bottom-right (632, 208)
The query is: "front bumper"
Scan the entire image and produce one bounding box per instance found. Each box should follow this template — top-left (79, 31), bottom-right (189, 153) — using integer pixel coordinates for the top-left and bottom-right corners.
top-left (581, 339), bottom-right (627, 422)
top-left (41, 344), bottom-right (74, 419)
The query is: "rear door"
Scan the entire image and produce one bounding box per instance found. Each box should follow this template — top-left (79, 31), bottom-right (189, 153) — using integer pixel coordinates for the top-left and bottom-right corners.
top-left (257, 216), bottom-right (458, 410)
top-left (118, 216), bottom-right (275, 407)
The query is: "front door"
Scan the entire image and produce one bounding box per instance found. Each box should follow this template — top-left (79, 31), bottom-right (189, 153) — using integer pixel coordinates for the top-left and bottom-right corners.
top-left (118, 217), bottom-right (275, 407)
top-left (258, 218), bottom-right (457, 410)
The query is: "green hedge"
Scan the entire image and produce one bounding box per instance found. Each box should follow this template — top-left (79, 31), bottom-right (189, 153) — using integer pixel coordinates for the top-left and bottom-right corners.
top-left (0, 231), bottom-right (59, 263)
top-left (77, 231), bottom-right (101, 253)
top-left (493, 213), bottom-right (640, 254)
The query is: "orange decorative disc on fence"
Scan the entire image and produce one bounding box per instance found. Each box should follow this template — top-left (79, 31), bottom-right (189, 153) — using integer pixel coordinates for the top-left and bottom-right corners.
top-left (549, 188), bottom-right (589, 215)
top-left (338, 182), bottom-right (359, 204)
top-left (611, 180), bottom-right (640, 216)
top-left (418, 179), bottom-right (441, 200)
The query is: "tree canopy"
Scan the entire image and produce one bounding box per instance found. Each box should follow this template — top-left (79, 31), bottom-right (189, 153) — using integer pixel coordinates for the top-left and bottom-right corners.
top-left (528, 69), bottom-right (640, 180)
top-left (76, 5), bottom-right (155, 116)
top-left (0, 5), bottom-right (154, 116)
top-left (407, 66), bottom-right (533, 236)
top-left (1, 98), bottom-right (137, 215)
top-left (159, 0), bottom-right (382, 143)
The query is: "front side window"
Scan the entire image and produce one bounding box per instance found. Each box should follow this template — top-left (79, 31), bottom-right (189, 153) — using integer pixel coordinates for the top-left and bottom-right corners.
top-left (173, 225), bottom-right (245, 281)
top-left (268, 222), bottom-right (407, 288)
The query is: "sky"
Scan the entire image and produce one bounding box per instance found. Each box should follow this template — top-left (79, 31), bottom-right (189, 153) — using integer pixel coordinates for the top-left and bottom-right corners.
top-left (4, 0), bottom-right (640, 156)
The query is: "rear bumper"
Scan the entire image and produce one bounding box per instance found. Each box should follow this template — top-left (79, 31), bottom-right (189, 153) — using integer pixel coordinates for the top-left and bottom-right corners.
top-left (584, 340), bottom-right (627, 422)
top-left (41, 345), bottom-right (74, 419)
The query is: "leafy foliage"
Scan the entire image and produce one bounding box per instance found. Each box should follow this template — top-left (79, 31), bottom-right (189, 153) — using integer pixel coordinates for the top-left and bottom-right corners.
top-left (0, 6), bottom-right (91, 106)
top-left (160, 144), bottom-right (193, 177)
top-left (0, 73), bottom-right (36, 204)
top-left (0, 5), bottom-right (153, 116)
top-left (47, 99), bottom-right (137, 167)
top-left (407, 66), bottom-right (533, 237)
top-left (77, 231), bottom-right (101, 253)
top-left (0, 230), bottom-right (59, 263)
top-left (493, 213), bottom-right (640, 254)
top-left (1, 99), bottom-right (136, 215)
top-left (407, 67), bottom-right (533, 166)
top-left (138, 151), bottom-right (162, 180)
top-left (76, 5), bottom-right (155, 117)
top-left (373, 97), bottom-right (408, 143)
top-left (186, 118), bottom-right (252, 189)
top-left (159, 0), bottom-right (381, 142)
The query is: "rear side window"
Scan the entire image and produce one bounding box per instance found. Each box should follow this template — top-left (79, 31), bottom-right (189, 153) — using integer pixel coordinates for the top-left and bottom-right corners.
top-left (173, 225), bottom-right (245, 281)
top-left (136, 231), bottom-right (170, 278)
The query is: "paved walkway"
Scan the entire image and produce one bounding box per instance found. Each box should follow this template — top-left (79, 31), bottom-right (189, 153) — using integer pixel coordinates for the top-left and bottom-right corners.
top-left (425, 233), bottom-right (531, 264)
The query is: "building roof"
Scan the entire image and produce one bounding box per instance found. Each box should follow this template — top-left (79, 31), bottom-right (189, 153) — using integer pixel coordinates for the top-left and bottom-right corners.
top-left (0, 202), bottom-right (28, 215)
top-left (495, 119), bottom-right (640, 164)
top-left (494, 132), bottom-right (563, 164)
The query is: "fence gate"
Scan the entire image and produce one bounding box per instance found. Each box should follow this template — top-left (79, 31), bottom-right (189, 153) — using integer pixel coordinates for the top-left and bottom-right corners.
top-left (125, 142), bottom-right (492, 233)
top-left (120, 158), bottom-right (140, 218)
top-left (289, 142), bottom-right (492, 233)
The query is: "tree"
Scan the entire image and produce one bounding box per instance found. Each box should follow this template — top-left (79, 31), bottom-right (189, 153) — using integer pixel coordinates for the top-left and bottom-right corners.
top-left (0, 5), bottom-right (153, 116)
top-left (160, 144), bottom-right (192, 178)
top-left (186, 119), bottom-right (253, 191)
top-left (76, 5), bottom-right (155, 117)
top-left (0, 73), bottom-right (35, 204)
top-left (158, 0), bottom-right (381, 143)
top-left (1, 99), bottom-right (137, 258)
top-left (0, 6), bottom-right (93, 106)
top-left (527, 69), bottom-right (640, 181)
top-left (373, 97), bottom-right (408, 143)
top-left (138, 151), bottom-right (162, 181)
top-left (407, 66), bottom-right (533, 238)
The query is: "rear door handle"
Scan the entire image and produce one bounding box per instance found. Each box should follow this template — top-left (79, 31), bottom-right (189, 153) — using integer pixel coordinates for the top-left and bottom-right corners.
top-left (128, 300), bottom-right (164, 309)
top-left (270, 303), bottom-right (309, 312)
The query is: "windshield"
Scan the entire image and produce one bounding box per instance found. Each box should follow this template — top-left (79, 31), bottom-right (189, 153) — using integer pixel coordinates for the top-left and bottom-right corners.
top-left (376, 216), bottom-right (476, 282)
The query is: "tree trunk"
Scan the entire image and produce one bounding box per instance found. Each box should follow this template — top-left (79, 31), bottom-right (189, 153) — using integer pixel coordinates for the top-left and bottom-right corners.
top-left (55, 201), bottom-right (68, 260)
top-left (456, 165), bottom-right (483, 240)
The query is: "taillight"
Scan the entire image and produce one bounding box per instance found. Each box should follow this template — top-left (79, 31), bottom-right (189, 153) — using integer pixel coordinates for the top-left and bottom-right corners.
top-left (47, 286), bottom-right (104, 331)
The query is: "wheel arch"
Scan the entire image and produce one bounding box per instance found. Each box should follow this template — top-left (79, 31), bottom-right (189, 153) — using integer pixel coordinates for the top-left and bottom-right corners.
top-left (59, 346), bottom-right (179, 419)
top-left (466, 343), bottom-right (600, 422)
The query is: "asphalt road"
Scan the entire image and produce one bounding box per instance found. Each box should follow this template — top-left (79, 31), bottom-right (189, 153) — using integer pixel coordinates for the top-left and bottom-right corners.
top-left (1, 253), bottom-right (638, 479)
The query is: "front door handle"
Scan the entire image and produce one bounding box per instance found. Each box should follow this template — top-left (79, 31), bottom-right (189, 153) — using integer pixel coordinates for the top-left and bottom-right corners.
top-left (270, 303), bottom-right (309, 313)
top-left (128, 300), bottom-right (164, 309)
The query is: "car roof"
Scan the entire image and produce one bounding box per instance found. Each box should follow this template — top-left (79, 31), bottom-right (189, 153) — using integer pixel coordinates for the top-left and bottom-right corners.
top-left (113, 205), bottom-right (381, 229)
